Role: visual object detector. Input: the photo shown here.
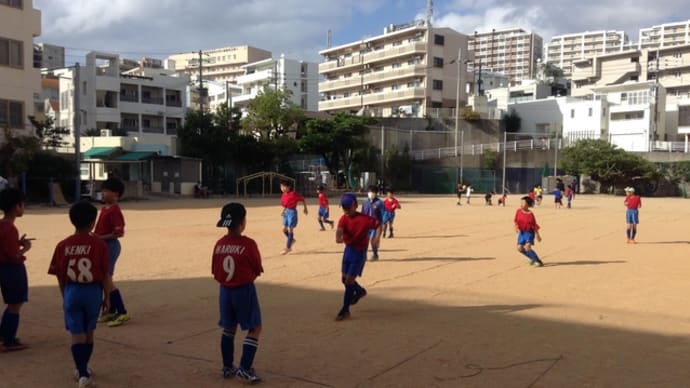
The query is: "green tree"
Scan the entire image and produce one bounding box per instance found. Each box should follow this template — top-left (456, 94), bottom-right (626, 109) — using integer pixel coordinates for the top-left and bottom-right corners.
top-left (298, 113), bottom-right (374, 187)
top-left (481, 149), bottom-right (498, 171)
top-left (384, 146), bottom-right (413, 189)
top-left (560, 139), bottom-right (657, 190)
top-left (242, 88), bottom-right (304, 138)
top-left (501, 109), bottom-right (521, 133)
top-left (0, 128), bottom-right (41, 178)
top-left (29, 116), bottom-right (71, 149)
top-left (214, 102), bottom-right (242, 134)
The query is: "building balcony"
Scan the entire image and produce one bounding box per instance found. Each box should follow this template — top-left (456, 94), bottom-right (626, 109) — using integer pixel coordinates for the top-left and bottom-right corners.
top-left (237, 69), bottom-right (274, 85)
top-left (120, 94), bottom-right (139, 103)
top-left (319, 65), bottom-right (427, 93)
top-left (141, 96), bottom-right (164, 105)
top-left (319, 42), bottom-right (427, 75)
top-left (319, 87), bottom-right (426, 111)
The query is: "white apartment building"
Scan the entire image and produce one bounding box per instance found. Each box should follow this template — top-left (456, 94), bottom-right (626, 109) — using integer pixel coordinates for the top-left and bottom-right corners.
top-left (206, 80), bottom-right (243, 113)
top-left (546, 31), bottom-right (628, 77)
top-left (51, 51), bottom-right (189, 148)
top-left (0, 0), bottom-right (41, 139)
top-left (639, 20), bottom-right (690, 49)
top-left (34, 43), bottom-right (64, 69)
top-left (318, 21), bottom-right (470, 118)
top-left (167, 46), bottom-right (272, 83)
top-left (469, 28), bottom-right (543, 85)
top-left (233, 55), bottom-right (319, 111)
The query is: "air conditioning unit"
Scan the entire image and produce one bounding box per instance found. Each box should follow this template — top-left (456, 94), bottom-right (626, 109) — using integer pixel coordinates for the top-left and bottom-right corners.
top-left (100, 129), bottom-right (112, 137)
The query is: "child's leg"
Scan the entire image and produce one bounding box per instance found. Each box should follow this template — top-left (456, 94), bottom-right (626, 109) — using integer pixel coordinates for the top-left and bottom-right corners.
top-left (523, 242), bottom-right (543, 265)
top-left (287, 227), bottom-right (295, 249)
top-left (1, 303), bottom-right (23, 345)
top-left (221, 326), bottom-right (237, 371)
top-left (632, 224), bottom-right (638, 240)
top-left (626, 223), bottom-right (632, 240)
top-left (370, 228), bottom-right (382, 258)
top-left (318, 216), bottom-right (325, 230)
top-left (338, 274), bottom-right (357, 318)
top-left (71, 333), bottom-right (91, 378)
top-left (388, 220), bottom-right (394, 237)
top-left (239, 326), bottom-right (261, 372)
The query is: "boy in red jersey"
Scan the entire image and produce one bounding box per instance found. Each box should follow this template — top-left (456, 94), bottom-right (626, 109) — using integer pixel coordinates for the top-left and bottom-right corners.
top-left (49, 201), bottom-right (113, 388)
top-left (335, 193), bottom-right (378, 321)
top-left (514, 196), bottom-right (544, 267)
top-left (0, 188), bottom-right (31, 351)
top-left (316, 185), bottom-right (334, 231)
top-left (279, 180), bottom-right (308, 255)
top-left (213, 203), bottom-right (264, 384)
top-left (624, 187), bottom-right (642, 243)
top-left (382, 189), bottom-right (401, 238)
top-left (93, 178), bottom-right (129, 327)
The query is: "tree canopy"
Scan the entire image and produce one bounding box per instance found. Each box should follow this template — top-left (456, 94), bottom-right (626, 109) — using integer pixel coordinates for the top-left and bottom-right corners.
top-left (501, 109), bottom-right (521, 133)
top-left (241, 88), bottom-right (304, 138)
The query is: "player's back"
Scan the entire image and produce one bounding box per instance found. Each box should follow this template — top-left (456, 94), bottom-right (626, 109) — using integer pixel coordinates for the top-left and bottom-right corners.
top-left (338, 213), bottom-right (377, 251)
top-left (49, 233), bottom-right (109, 284)
top-left (212, 235), bottom-right (263, 288)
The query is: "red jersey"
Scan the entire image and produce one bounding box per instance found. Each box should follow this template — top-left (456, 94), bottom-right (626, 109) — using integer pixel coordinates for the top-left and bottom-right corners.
top-left (0, 221), bottom-right (25, 264)
top-left (383, 197), bottom-right (400, 212)
top-left (338, 212), bottom-right (378, 251)
top-left (514, 209), bottom-right (540, 232)
top-left (48, 233), bottom-right (110, 284)
top-left (528, 192), bottom-right (536, 200)
top-left (625, 195), bottom-right (641, 209)
top-left (94, 204), bottom-right (125, 237)
top-left (212, 235), bottom-right (263, 288)
top-left (318, 192), bottom-right (329, 208)
top-left (281, 191), bottom-right (304, 209)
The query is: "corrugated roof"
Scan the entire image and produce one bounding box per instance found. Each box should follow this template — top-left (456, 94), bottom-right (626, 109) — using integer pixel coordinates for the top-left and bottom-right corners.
top-left (83, 147), bottom-right (120, 158)
top-left (112, 151), bottom-right (156, 161)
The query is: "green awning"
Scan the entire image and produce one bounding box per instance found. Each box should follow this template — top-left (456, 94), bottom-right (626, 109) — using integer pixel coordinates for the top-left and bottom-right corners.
top-left (83, 147), bottom-right (120, 158)
top-left (112, 151), bottom-right (156, 161)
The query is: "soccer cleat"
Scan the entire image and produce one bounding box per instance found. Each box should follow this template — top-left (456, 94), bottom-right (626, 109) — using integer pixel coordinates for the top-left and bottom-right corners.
top-left (388, 232), bottom-right (394, 238)
top-left (73, 368), bottom-right (94, 381)
top-left (107, 313), bottom-right (130, 327)
top-left (235, 368), bottom-right (262, 384)
top-left (280, 248), bottom-right (291, 255)
top-left (222, 365), bottom-right (237, 379)
top-left (369, 255), bottom-right (379, 261)
top-left (351, 289), bottom-right (367, 305)
top-left (531, 261), bottom-right (544, 267)
top-left (329, 221), bottom-right (334, 230)
top-left (78, 376), bottom-right (94, 388)
top-left (97, 313), bottom-right (117, 323)
top-left (334, 311), bottom-right (351, 321)
top-left (1, 338), bottom-right (28, 352)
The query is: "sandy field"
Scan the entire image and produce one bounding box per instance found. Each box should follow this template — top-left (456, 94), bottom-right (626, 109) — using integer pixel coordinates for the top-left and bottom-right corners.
top-left (2, 193), bottom-right (690, 388)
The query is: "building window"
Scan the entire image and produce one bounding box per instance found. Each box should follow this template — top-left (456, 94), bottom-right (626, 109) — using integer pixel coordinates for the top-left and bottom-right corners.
top-left (431, 101), bottom-right (443, 108)
top-left (391, 84), bottom-right (400, 91)
top-left (0, 99), bottom-right (24, 128)
top-left (588, 107), bottom-right (593, 117)
top-left (570, 109), bottom-right (575, 118)
top-left (392, 63), bottom-right (402, 69)
top-left (434, 34), bottom-right (445, 46)
top-left (433, 57), bottom-right (444, 68)
top-left (0, 0), bottom-right (23, 9)
top-left (432, 80), bottom-right (443, 90)
top-left (0, 37), bottom-right (23, 68)
top-left (611, 111), bottom-right (644, 120)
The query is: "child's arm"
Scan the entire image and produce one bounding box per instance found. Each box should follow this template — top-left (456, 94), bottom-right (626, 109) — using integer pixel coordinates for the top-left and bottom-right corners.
top-left (301, 199), bottom-right (309, 215)
top-left (535, 229), bottom-right (542, 242)
top-left (56, 276), bottom-right (66, 297)
top-left (336, 227), bottom-right (344, 244)
top-left (18, 234), bottom-right (32, 256)
top-left (101, 275), bottom-right (114, 313)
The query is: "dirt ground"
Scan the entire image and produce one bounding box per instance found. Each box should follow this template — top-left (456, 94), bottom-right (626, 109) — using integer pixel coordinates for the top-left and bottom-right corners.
top-left (2, 193), bottom-right (690, 388)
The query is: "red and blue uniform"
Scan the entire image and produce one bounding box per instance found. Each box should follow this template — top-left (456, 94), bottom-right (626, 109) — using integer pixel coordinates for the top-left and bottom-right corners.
top-left (514, 209), bottom-right (539, 246)
top-left (382, 197), bottom-right (400, 224)
top-left (625, 195), bottom-right (641, 224)
top-left (94, 204), bottom-right (125, 275)
top-left (281, 191), bottom-right (304, 228)
top-left (0, 221), bottom-right (28, 305)
top-left (338, 213), bottom-right (378, 276)
top-left (318, 192), bottom-right (330, 219)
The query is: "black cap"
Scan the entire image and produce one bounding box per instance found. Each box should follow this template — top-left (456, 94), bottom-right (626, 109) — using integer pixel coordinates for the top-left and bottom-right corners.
top-left (216, 203), bottom-right (246, 228)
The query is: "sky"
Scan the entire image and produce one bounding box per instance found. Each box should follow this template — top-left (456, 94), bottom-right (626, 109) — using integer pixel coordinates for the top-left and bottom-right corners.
top-left (34, 0), bottom-right (690, 64)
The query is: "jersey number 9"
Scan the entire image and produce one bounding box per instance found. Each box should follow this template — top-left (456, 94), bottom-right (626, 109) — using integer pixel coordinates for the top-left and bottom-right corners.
top-left (223, 255), bottom-right (236, 282)
top-left (67, 258), bottom-right (94, 283)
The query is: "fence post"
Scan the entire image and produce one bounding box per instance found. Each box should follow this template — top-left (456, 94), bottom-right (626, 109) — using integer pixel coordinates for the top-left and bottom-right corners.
top-left (49, 177), bottom-right (54, 207)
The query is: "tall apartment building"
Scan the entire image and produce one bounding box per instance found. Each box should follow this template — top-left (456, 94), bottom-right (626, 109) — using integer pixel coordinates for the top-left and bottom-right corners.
top-left (469, 28), bottom-right (543, 85)
top-left (545, 31), bottom-right (628, 77)
top-left (51, 51), bottom-right (189, 148)
top-left (319, 21), bottom-right (470, 118)
top-left (639, 20), bottom-right (690, 49)
top-left (0, 0), bottom-right (41, 138)
top-left (34, 43), bottom-right (65, 69)
top-left (167, 45), bottom-right (272, 83)
top-left (233, 55), bottom-right (319, 112)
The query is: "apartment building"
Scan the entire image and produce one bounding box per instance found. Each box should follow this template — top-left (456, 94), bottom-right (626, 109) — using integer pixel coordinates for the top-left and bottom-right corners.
top-left (51, 51), bottom-right (189, 148)
top-left (0, 0), bottom-right (41, 138)
top-left (319, 21), bottom-right (470, 118)
top-left (639, 20), bottom-right (690, 49)
top-left (233, 55), bottom-right (319, 111)
top-left (167, 45), bottom-right (272, 83)
top-left (545, 31), bottom-right (628, 77)
top-left (469, 28), bottom-right (543, 85)
top-left (34, 43), bottom-right (65, 69)
top-left (206, 80), bottom-right (243, 113)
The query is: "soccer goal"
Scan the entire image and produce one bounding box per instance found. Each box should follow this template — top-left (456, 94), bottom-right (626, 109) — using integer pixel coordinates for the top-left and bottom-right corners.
top-left (235, 172), bottom-right (295, 197)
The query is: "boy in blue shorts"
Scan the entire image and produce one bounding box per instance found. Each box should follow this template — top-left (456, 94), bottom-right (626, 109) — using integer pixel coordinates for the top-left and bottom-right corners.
top-left (624, 187), bottom-right (642, 243)
top-left (0, 188), bottom-right (31, 352)
top-left (48, 201), bottom-right (113, 388)
top-left (280, 180), bottom-right (308, 255)
top-left (361, 185), bottom-right (384, 261)
top-left (213, 203), bottom-right (264, 383)
top-left (335, 193), bottom-right (378, 321)
top-left (316, 185), bottom-right (334, 231)
top-left (382, 189), bottom-right (401, 238)
top-left (514, 196), bottom-right (544, 267)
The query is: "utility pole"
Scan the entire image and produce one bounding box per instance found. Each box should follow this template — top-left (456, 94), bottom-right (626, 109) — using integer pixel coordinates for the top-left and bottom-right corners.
top-left (454, 47), bottom-right (462, 158)
top-left (198, 50), bottom-right (204, 111)
top-left (273, 60), bottom-right (278, 90)
top-left (73, 62), bottom-right (81, 202)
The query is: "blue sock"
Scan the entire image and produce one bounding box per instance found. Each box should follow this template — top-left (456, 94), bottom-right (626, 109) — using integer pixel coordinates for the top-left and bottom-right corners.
top-left (1, 310), bottom-right (19, 345)
top-left (626, 229), bottom-right (631, 239)
top-left (85, 343), bottom-right (94, 364)
top-left (239, 336), bottom-right (259, 371)
top-left (526, 250), bottom-right (542, 264)
top-left (353, 281), bottom-right (366, 294)
top-left (318, 220), bottom-right (324, 229)
top-left (71, 343), bottom-right (90, 378)
top-left (287, 232), bottom-right (294, 248)
top-left (372, 246), bottom-right (378, 256)
top-left (341, 284), bottom-right (357, 314)
top-left (221, 331), bottom-right (235, 368)
top-left (283, 231), bottom-right (289, 238)
top-left (519, 250), bottom-right (530, 259)
top-left (110, 289), bottom-right (127, 315)
top-left (632, 228), bottom-right (637, 239)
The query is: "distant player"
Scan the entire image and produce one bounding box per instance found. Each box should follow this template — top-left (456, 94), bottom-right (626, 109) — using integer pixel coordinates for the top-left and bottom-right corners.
top-left (94, 178), bottom-right (129, 327)
top-left (48, 201), bottom-right (113, 388)
top-left (624, 187), bottom-right (642, 244)
top-left (497, 192), bottom-right (507, 207)
top-left (553, 188), bottom-right (563, 209)
top-left (456, 183), bottom-right (463, 206)
top-left (361, 185), bottom-right (384, 261)
top-left (213, 203), bottom-right (264, 383)
top-left (0, 188), bottom-right (31, 351)
top-left (485, 191), bottom-right (494, 206)
top-left (279, 180), bottom-right (308, 255)
top-left (335, 193), bottom-right (378, 321)
top-left (565, 186), bottom-right (574, 209)
top-left (465, 184), bottom-right (473, 205)
top-left (535, 185), bottom-right (543, 206)
top-left (316, 185), bottom-right (334, 231)
top-left (382, 190), bottom-right (401, 238)
top-left (514, 196), bottom-right (544, 267)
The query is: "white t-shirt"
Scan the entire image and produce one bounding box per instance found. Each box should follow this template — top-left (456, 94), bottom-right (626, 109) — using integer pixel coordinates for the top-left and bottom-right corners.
top-left (466, 186), bottom-right (472, 196)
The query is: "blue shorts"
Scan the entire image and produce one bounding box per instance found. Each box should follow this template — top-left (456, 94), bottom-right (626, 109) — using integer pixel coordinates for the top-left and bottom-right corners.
top-left (105, 239), bottom-right (121, 276)
top-left (219, 283), bottom-right (262, 331)
top-left (283, 208), bottom-right (298, 228)
top-left (64, 283), bottom-right (102, 334)
top-left (382, 210), bottom-right (395, 224)
top-left (318, 206), bottom-right (329, 219)
top-left (517, 231), bottom-right (535, 246)
top-left (626, 209), bottom-right (639, 225)
top-left (342, 246), bottom-right (366, 277)
top-left (0, 263), bottom-right (28, 305)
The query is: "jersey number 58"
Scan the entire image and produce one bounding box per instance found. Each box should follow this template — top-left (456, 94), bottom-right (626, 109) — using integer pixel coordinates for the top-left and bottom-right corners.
top-left (67, 258), bottom-right (94, 283)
